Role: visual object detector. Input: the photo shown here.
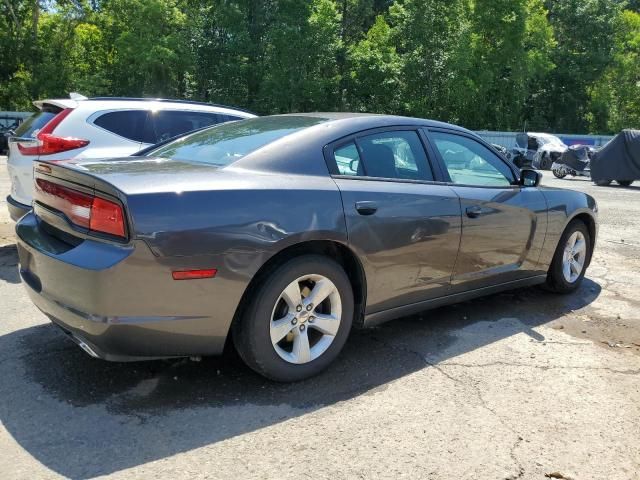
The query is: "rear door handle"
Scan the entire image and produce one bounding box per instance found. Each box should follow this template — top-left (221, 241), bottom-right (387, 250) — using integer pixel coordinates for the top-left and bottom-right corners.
top-left (355, 201), bottom-right (378, 216)
top-left (465, 206), bottom-right (483, 218)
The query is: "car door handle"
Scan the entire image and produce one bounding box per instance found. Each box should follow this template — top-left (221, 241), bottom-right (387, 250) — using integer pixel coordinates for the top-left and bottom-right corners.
top-left (465, 206), bottom-right (483, 218)
top-left (355, 201), bottom-right (378, 216)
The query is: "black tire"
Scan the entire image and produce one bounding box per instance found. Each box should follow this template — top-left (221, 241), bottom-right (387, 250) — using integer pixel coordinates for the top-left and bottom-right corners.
top-left (617, 180), bottom-right (633, 187)
top-left (545, 219), bottom-right (591, 293)
top-left (233, 255), bottom-right (354, 382)
top-left (594, 179), bottom-right (612, 186)
top-left (552, 169), bottom-right (566, 179)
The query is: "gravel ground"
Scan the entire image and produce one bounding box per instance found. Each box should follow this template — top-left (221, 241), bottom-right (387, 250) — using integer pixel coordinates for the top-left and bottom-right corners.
top-left (0, 156), bottom-right (639, 480)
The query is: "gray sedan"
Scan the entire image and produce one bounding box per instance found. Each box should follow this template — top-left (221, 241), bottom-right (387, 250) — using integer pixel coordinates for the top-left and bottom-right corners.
top-left (16, 114), bottom-right (597, 381)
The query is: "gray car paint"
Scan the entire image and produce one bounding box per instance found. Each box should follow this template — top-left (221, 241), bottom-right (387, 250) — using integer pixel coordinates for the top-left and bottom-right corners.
top-left (15, 113), bottom-right (597, 361)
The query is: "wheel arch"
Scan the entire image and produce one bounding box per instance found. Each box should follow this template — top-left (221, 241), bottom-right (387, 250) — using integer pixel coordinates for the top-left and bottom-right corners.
top-left (229, 240), bottom-right (368, 342)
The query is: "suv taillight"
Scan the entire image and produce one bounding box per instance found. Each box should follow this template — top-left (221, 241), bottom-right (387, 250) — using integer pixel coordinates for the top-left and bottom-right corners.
top-left (34, 178), bottom-right (126, 238)
top-left (18, 108), bottom-right (89, 156)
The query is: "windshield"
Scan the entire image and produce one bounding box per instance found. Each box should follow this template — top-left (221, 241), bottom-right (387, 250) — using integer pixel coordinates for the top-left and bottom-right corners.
top-left (535, 135), bottom-right (566, 147)
top-left (146, 116), bottom-right (328, 167)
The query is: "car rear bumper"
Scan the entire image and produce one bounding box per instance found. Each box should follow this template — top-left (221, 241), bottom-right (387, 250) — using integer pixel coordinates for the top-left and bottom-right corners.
top-left (16, 212), bottom-right (233, 361)
top-left (7, 195), bottom-right (31, 221)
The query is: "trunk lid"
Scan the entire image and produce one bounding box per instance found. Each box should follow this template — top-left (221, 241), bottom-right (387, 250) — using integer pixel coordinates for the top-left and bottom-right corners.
top-left (58, 156), bottom-right (226, 195)
top-left (32, 161), bottom-right (131, 244)
top-left (31, 157), bottom-right (229, 243)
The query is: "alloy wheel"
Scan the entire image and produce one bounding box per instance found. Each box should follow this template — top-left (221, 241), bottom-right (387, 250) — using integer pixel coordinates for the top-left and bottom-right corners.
top-left (562, 231), bottom-right (587, 283)
top-left (269, 274), bottom-right (342, 364)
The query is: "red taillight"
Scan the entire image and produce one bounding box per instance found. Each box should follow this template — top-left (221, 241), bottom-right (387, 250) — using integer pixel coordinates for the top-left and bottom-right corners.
top-left (34, 178), bottom-right (126, 238)
top-left (18, 108), bottom-right (89, 156)
top-left (172, 269), bottom-right (217, 280)
top-left (35, 178), bottom-right (92, 228)
top-left (90, 197), bottom-right (126, 237)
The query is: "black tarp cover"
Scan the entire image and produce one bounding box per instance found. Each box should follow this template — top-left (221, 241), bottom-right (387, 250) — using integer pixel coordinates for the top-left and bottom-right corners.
top-left (591, 129), bottom-right (640, 181)
top-left (559, 145), bottom-right (591, 171)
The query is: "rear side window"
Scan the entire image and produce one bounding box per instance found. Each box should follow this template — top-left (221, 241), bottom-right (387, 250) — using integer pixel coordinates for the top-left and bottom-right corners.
top-left (149, 111), bottom-right (239, 143)
top-left (93, 110), bottom-right (148, 143)
top-left (332, 130), bottom-right (433, 181)
top-left (15, 110), bottom-right (59, 138)
top-left (334, 143), bottom-right (361, 175)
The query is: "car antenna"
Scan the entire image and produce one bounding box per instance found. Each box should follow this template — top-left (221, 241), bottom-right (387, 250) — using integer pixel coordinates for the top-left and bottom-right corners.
top-left (69, 92), bottom-right (88, 101)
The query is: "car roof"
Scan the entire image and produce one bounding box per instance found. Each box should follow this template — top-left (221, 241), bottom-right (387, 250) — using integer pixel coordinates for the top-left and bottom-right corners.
top-left (222, 113), bottom-right (482, 177)
top-left (526, 132), bottom-right (563, 141)
top-left (87, 97), bottom-right (256, 115)
top-left (33, 97), bottom-right (256, 117)
top-left (274, 112), bottom-right (476, 135)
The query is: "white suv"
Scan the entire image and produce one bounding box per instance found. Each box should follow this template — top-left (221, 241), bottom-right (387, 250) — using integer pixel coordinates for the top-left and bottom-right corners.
top-left (6, 95), bottom-right (256, 220)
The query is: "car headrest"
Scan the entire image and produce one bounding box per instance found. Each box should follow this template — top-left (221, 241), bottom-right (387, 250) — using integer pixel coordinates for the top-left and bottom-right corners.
top-left (362, 143), bottom-right (397, 178)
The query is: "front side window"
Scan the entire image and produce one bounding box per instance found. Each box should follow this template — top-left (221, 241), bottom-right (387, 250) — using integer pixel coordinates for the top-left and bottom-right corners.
top-left (332, 130), bottom-right (433, 181)
top-left (431, 131), bottom-right (514, 187)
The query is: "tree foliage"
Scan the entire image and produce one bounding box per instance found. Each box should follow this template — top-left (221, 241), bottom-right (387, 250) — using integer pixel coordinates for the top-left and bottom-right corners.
top-left (588, 10), bottom-right (640, 132)
top-left (0, 0), bottom-right (637, 133)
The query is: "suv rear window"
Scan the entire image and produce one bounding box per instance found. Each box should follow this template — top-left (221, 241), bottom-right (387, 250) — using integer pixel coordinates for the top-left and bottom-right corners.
top-left (15, 108), bottom-right (60, 138)
top-left (148, 116), bottom-right (326, 167)
top-left (94, 110), bottom-right (148, 143)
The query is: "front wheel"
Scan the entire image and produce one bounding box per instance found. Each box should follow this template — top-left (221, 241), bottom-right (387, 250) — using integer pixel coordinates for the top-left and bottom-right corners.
top-left (545, 220), bottom-right (591, 293)
top-left (617, 180), bottom-right (634, 187)
top-left (552, 169), bottom-right (566, 179)
top-left (233, 255), bottom-right (354, 382)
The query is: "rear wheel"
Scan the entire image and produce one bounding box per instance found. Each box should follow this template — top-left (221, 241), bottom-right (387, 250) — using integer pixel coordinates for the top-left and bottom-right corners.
top-left (552, 169), bottom-right (566, 179)
top-left (617, 180), bottom-right (634, 187)
top-left (594, 179), bottom-right (612, 186)
top-left (233, 255), bottom-right (354, 382)
top-left (545, 220), bottom-right (591, 293)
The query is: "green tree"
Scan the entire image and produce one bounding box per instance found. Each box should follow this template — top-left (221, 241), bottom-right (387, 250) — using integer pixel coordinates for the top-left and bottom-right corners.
top-left (189, 0), bottom-right (277, 111)
top-left (588, 10), bottom-right (640, 132)
top-left (260, 0), bottom-right (341, 112)
top-left (544, 0), bottom-right (624, 132)
top-left (452, 0), bottom-right (555, 130)
top-left (101, 0), bottom-right (193, 97)
top-left (389, 0), bottom-right (469, 120)
top-left (346, 15), bottom-right (402, 112)
top-left (0, 0), bottom-right (39, 109)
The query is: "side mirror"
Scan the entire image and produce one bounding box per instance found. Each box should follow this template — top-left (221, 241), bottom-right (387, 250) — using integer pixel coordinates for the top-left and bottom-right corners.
top-left (519, 168), bottom-right (542, 187)
top-left (349, 159), bottom-right (359, 173)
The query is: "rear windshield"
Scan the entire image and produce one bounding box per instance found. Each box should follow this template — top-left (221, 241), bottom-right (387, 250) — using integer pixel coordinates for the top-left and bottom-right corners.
top-left (147, 116), bottom-right (327, 167)
top-left (14, 106), bottom-right (62, 138)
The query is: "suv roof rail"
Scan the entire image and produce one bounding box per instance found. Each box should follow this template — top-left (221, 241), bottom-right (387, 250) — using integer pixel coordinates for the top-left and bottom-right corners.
top-left (86, 97), bottom-right (256, 115)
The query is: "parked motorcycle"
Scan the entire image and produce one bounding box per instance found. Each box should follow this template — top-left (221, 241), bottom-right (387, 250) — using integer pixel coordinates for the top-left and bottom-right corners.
top-left (551, 145), bottom-right (594, 179)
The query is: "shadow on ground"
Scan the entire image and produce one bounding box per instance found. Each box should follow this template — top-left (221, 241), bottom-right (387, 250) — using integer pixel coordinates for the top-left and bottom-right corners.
top-left (0, 252), bottom-right (601, 479)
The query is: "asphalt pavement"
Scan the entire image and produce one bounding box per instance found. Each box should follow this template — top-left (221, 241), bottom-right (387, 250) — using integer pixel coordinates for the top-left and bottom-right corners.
top-left (0, 156), bottom-right (639, 480)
